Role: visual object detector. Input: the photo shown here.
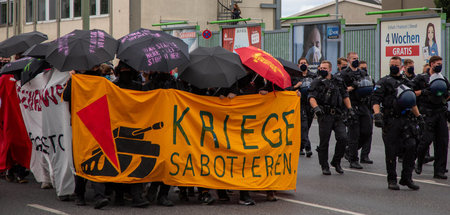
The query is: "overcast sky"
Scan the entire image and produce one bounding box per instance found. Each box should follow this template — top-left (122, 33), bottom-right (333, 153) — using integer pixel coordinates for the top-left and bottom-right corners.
top-left (282, 0), bottom-right (334, 17)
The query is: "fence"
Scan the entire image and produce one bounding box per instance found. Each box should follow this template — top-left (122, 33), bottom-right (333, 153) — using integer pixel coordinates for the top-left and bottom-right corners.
top-left (262, 29), bottom-right (290, 60)
top-left (343, 25), bottom-right (378, 80)
top-left (198, 31), bottom-right (221, 48)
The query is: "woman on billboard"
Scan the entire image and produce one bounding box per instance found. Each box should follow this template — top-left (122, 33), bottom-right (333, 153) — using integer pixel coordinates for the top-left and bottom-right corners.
top-left (424, 23), bottom-right (438, 60)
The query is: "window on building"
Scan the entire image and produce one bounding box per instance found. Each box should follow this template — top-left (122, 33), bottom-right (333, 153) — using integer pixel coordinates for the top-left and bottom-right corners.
top-left (100, 0), bottom-right (108, 15)
top-left (74, 0), bottom-right (81, 17)
top-left (37, 0), bottom-right (46, 21)
top-left (25, 0), bottom-right (108, 23)
top-left (0, 0), bottom-right (14, 25)
top-left (61, 0), bottom-right (70, 19)
top-left (90, 0), bottom-right (96, 15)
top-left (26, 0), bottom-right (33, 22)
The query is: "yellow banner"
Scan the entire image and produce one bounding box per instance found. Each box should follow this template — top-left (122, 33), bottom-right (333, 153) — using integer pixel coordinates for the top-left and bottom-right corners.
top-left (72, 74), bottom-right (301, 190)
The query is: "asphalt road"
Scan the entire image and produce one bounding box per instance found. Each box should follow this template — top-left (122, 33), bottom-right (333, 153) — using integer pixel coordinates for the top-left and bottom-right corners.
top-left (1, 122), bottom-right (449, 215)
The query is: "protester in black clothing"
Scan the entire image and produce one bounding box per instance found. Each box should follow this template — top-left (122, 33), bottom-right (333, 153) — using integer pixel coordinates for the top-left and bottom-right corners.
top-left (62, 66), bottom-right (110, 209)
top-left (372, 56), bottom-right (423, 190)
top-left (308, 60), bottom-right (354, 175)
top-left (412, 56), bottom-right (449, 180)
top-left (291, 57), bottom-right (316, 157)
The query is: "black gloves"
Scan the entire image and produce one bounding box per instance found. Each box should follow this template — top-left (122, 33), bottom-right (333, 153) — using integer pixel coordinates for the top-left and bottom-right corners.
top-left (313, 106), bottom-right (324, 117)
top-left (416, 115), bottom-right (425, 131)
top-left (374, 113), bottom-right (383, 128)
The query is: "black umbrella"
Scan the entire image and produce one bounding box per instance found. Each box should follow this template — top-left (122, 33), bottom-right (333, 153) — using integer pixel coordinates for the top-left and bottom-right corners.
top-left (46, 29), bottom-right (118, 71)
top-left (276, 57), bottom-right (301, 76)
top-left (117, 28), bottom-right (189, 72)
top-left (20, 58), bottom-right (52, 86)
top-left (179, 46), bottom-right (246, 89)
top-left (0, 57), bottom-right (34, 80)
top-left (23, 41), bottom-right (54, 59)
top-left (0, 31), bottom-right (48, 57)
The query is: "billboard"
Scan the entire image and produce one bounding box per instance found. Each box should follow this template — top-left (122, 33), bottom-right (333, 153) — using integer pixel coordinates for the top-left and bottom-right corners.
top-left (380, 17), bottom-right (442, 77)
top-left (293, 22), bottom-right (341, 73)
top-left (164, 28), bottom-right (199, 53)
top-left (222, 25), bottom-right (262, 52)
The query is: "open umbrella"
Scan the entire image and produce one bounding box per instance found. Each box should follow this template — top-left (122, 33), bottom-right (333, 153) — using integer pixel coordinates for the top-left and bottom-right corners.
top-left (0, 57), bottom-right (34, 80)
top-left (276, 57), bottom-right (301, 77)
top-left (46, 29), bottom-right (118, 71)
top-left (23, 41), bottom-right (54, 59)
top-left (0, 31), bottom-right (48, 57)
top-left (117, 28), bottom-right (189, 72)
top-left (179, 46), bottom-right (246, 88)
top-left (20, 58), bottom-right (51, 86)
top-left (235, 46), bottom-right (291, 89)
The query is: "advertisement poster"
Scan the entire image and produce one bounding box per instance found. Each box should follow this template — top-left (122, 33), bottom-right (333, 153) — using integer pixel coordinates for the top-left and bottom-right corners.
top-left (293, 23), bottom-right (341, 73)
top-left (222, 26), bottom-right (262, 52)
top-left (380, 17), bottom-right (441, 77)
top-left (165, 28), bottom-right (199, 53)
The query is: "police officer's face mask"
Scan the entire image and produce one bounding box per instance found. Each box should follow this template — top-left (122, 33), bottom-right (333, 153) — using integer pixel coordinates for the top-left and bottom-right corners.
top-left (318, 69), bottom-right (328, 78)
top-left (351, 60), bottom-right (359, 68)
top-left (390, 65), bottom-right (400, 75)
top-left (406, 67), bottom-right (414, 74)
top-left (433, 64), bottom-right (442, 73)
top-left (300, 64), bottom-right (308, 72)
top-left (341, 66), bottom-right (347, 71)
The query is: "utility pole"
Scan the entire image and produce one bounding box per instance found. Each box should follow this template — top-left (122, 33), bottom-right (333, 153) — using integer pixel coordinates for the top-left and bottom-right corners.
top-left (109, 0), bottom-right (113, 36)
top-left (6, 0), bottom-right (10, 38)
top-left (335, 0), bottom-right (339, 20)
top-left (82, 0), bottom-right (90, 30)
top-left (57, 0), bottom-right (61, 38)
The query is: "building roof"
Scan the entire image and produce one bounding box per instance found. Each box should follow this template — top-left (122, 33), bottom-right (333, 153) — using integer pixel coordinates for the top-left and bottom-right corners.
top-left (283, 0), bottom-right (382, 19)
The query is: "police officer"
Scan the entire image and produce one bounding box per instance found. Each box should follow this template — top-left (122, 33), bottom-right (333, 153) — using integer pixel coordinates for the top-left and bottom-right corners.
top-left (339, 52), bottom-right (373, 168)
top-left (337, 57), bottom-right (348, 74)
top-left (403, 59), bottom-right (416, 81)
top-left (372, 56), bottom-right (423, 190)
top-left (293, 57), bottom-right (317, 157)
top-left (308, 60), bottom-right (355, 175)
top-left (412, 56), bottom-right (449, 179)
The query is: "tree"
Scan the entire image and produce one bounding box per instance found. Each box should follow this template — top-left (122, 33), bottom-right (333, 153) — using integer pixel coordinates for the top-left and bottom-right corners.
top-left (434, 0), bottom-right (450, 22)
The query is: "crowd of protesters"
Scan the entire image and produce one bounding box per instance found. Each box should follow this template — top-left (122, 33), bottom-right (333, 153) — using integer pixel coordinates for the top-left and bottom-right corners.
top-left (0, 49), bottom-right (449, 210)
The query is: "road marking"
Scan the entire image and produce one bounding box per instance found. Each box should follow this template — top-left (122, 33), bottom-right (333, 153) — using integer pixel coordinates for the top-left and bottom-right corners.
top-left (343, 168), bottom-right (450, 188)
top-left (256, 194), bottom-right (365, 215)
top-left (27, 204), bottom-right (69, 215)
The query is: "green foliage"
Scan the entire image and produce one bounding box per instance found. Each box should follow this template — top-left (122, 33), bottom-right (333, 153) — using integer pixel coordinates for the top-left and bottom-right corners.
top-left (434, 0), bottom-right (450, 22)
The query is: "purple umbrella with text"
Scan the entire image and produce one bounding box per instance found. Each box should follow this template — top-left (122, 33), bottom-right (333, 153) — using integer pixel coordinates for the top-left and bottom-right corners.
top-left (117, 28), bottom-right (189, 72)
top-left (45, 29), bottom-right (118, 71)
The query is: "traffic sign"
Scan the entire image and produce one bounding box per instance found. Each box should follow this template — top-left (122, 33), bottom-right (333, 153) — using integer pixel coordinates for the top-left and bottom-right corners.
top-left (202, 29), bottom-right (212, 39)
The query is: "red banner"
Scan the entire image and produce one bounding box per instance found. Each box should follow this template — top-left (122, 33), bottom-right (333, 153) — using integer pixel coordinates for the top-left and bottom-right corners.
top-left (385, 45), bottom-right (420, 57)
top-left (0, 75), bottom-right (32, 171)
top-left (222, 26), bottom-right (262, 52)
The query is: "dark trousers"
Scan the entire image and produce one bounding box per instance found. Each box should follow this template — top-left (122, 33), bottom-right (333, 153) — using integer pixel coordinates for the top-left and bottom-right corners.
top-left (149, 182), bottom-right (170, 199)
top-left (317, 114), bottom-right (347, 167)
top-left (74, 175), bottom-right (106, 200)
top-left (113, 183), bottom-right (144, 201)
top-left (8, 164), bottom-right (27, 179)
top-left (347, 105), bottom-right (373, 161)
top-left (300, 106), bottom-right (314, 151)
top-left (417, 111), bottom-right (449, 174)
top-left (382, 117), bottom-right (416, 182)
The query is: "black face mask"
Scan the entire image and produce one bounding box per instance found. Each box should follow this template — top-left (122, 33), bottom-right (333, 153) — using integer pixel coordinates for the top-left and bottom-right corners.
top-left (406, 67), bottom-right (414, 74)
top-left (317, 70), bottom-right (328, 78)
top-left (433, 65), bottom-right (442, 73)
top-left (352, 60), bottom-right (359, 68)
top-left (300, 64), bottom-right (308, 72)
top-left (361, 68), bottom-right (367, 72)
top-left (390, 65), bottom-right (400, 75)
top-left (340, 66), bottom-right (347, 71)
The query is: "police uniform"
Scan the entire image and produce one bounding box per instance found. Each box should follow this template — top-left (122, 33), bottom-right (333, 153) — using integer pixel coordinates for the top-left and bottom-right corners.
top-left (412, 72), bottom-right (449, 179)
top-left (339, 67), bottom-right (373, 167)
top-left (308, 75), bottom-right (348, 172)
top-left (372, 74), bottom-right (419, 187)
top-left (291, 71), bottom-right (317, 156)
